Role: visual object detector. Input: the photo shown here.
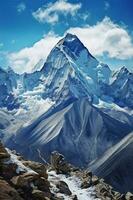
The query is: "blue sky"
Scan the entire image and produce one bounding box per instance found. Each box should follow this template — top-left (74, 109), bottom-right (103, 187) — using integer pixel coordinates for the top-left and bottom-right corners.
top-left (0, 0), bottom-right (133, 73)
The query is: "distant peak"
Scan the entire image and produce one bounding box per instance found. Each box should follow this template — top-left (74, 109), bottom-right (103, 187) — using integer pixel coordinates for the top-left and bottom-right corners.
top-left (118, 66), bottom-right (130, 75)
top-left (120, 66), bottom-right (128, 72)
top-left (64, 33), bottom-right (78, 40)
top-left (57, 33), bottom-right (80, 46)
top-left (7, 66), bottom-right (15, 73)
top-left (56, 33), bottom-right (90, 58)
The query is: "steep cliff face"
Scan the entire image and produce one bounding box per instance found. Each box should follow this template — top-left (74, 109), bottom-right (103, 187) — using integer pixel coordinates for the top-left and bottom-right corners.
top-left (0, 68), bottom-right (19, 110)
top-left (103, 67), bottom-right (133, 108)
top-left (89, 132), bottom-right (133, 193)
top-left (7, 98), bottom-right (132, 167)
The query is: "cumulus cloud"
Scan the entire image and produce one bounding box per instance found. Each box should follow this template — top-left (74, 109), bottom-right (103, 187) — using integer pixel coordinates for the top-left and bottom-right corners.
top-left (8, 33), bottom-right (61, 74)
top-left (17, 2), bottom-right (26, 13)
top-left (68, 17), bottom-right (133, 59)
top-left (8, 17), bottom-right (133, 74)
top-left (32, 0), bottom-right (81, 24)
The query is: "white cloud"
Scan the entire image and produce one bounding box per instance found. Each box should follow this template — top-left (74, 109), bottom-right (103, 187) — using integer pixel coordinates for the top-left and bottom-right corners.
top-left (68, 17), bottom-right (133, 59)
top-left (8, 33), bottom-right (61, 74)
top-left (8, 17), bottom-right (133, 74)
top-left (17, 2), bottom-right (26, 13)
top-left (32, 0), bottom-right (81, 24)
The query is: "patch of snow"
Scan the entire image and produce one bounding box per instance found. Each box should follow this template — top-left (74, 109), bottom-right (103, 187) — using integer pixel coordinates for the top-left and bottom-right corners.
top-left (5, 148), bottom-right (37, 174)
top-left (48, 170), bottom-right (99, 200)
top-left (95, 99), bottom-right (133, 115)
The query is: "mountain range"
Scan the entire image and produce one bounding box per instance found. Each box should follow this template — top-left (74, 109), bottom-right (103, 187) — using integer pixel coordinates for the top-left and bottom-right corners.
top-left (0, 33), bottom-right (133, 193)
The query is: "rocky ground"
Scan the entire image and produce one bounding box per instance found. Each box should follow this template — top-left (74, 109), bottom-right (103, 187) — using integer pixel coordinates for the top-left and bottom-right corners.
top-left (0, 141), bottom-right (133, 200)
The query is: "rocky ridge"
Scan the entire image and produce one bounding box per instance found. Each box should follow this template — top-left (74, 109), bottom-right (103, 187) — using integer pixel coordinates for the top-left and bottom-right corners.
top-left (0, 141), bottom-right (133, 200)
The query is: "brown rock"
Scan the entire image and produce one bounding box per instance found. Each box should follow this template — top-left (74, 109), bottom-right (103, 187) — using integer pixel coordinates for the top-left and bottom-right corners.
top-left (11, 172), bottom-right (39, 188)
top-left (0, 179), bottom-right (23, 200)
top-left (0, 163), bottom-right (18, 180)
top-left (83, 170), bottom-right (92, 178)
top-left (81, 177), bottom-right (92, 189)
top-left (92, 175), bottom-right (99, 185)
top-left (0, 142), bottom-right (10, 161)
top-left (51, 151), bottom-right (71, 174)
top-left (32, 189), bottom-right (51, 200)
top-left (22, 160), bottom-right (48, 179)
top-left (34, 177), bottom-right (51, 194)
top-left (56, 181), bottom-right (72, 195)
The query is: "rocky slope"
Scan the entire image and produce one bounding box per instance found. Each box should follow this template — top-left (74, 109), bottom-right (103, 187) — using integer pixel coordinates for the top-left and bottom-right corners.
top-left (89, 132), bottom-right (133, 194)
top-left (0, 141), bottom-right (132, 200)
top-left (7, 98), bottom-right (133, 167)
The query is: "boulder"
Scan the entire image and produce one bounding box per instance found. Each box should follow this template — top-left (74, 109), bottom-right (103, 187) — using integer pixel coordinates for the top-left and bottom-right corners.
top-left (0, 179), bottom-right (23, 200)
top-left (92, 175), bottom-right (99, 185)
top-left (11, 172), bottom-right (39, 189)
top-left (71, 195), bottom-right (78, 200)
top-left (0, 163), bottom-right (18, 180)
top-left (56, 181), bottom-right (72, 195)
top-left (22, 160), bottom-right (48, 179)
top-left (81, 179), bottom-right (92, 189)
top-left (125, 192), bottom-right (133, 200)
top-left (0, 142), bottom-right (10, 161)
top-left (34, 177), bottom-right (50, 194)
top-left (32, 189), bottom-right (51, 200)
top-left (50, 151), bottom-right (71, 174)
top-left (81, 170), bottom-right (93, 189)
top-left (83, 170), bottom-right (92, 178)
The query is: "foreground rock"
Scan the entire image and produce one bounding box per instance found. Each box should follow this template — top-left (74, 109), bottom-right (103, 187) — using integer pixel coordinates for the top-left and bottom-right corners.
top-left (0, 179), bottom-right (23, 200)
top-left (125, 192), bottom-right (133, 200)
top-left (22, 160), bottom-right (48, 179)
top-left (32, 189), bottom-right (51, 200)
top-left (50, 151), bottom-right (71, 174)
top-left (11, 172), bottom-right (51, 198)
top-left (0, 141), bottom-right (133, 200)
top-left (56, 181), bottom-right (72, 195)
top-left (0, 141), bottom-right (10, 161)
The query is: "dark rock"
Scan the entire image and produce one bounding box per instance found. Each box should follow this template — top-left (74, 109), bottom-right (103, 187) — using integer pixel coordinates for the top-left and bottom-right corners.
top-left (71, 195), bottom-right (78, 200)
top-left (0, 142), bottom-right (10, 161)
top-left (0, 179), bottom-right (23, 200)
top-left (34, 177), bottom-right (50, 194)
top-left (32, 189), bottom-right (51, 200)
top-left (51, 151), bottom-right (71, 174)
top-left (0, 163), bottom-right (18, 180)
top-left (56, 181), bottom-right (72, 195)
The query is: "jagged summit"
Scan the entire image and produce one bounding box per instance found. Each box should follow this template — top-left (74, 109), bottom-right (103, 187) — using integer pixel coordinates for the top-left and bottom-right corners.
top-left (61, 33), bottom-right (78, 42)
top-left (57, 33), bottom-right (96, 59)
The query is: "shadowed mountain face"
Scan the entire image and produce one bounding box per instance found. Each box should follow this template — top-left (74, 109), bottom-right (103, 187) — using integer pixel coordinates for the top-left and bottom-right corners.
top-left (89, 132), bottom-right (133, 193)
top-left (6, 98), bottom-right (132, 167)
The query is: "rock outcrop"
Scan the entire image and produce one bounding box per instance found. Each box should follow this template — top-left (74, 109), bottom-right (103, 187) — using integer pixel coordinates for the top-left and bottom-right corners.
top-left (0, 141), bottom-right (133, 200)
